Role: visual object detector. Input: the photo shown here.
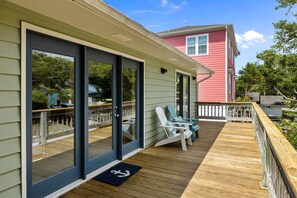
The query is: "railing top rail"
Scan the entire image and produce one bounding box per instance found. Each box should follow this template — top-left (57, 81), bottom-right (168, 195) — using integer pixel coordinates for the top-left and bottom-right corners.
top-left (252, 102), bottom-right (297, 195)
top-left (196, 102), bottom-right (253, 105)
top-left (32, 101), bottom-right (135, 113)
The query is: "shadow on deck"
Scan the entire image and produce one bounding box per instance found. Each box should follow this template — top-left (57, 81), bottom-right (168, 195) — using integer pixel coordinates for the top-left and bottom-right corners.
top-left (62, 121), bottom-right (268, 198)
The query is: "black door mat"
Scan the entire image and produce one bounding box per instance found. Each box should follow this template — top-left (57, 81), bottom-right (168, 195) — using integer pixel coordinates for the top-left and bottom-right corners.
top-left (93, 162), bottom-right (142, 186)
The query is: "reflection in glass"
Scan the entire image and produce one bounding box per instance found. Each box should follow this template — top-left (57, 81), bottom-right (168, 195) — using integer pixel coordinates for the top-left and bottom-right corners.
top-left (183, 76), bottom-right (189, 118)
top-left (176, 74), bottom-right (181, 116)
top-left (122, 68), bottom-right (137, 144)
top-left (88, 61), bottom-right (113, 159)
top-left (31, 50), bottom-right (75, 184)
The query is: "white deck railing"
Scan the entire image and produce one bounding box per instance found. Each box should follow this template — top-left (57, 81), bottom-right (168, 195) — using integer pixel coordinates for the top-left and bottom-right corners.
top-left (195, 102), bottom-right (297, 198)
top-left (196, 102), bottom-right (252, 122)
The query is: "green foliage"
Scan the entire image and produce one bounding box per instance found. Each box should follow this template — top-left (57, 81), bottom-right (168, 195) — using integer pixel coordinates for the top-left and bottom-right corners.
top-left (88, 61), bottom-right (113, 101)
top-left (32, 89), bottom-right (48, 110)
top-left (273, 0), bottom-right (297, 53)
top-left (236, 63), bottom-right (268, 96)
top-left (277, 120), bottom-right (297, 149)
top-left (236, 96), bottom-right (251, 102)
top-left (122, 68), bottom-right (137, 101)
top-left (236, 0), bottom-right (297, 149)
top-left (32, 51), bottom-right (74, 105)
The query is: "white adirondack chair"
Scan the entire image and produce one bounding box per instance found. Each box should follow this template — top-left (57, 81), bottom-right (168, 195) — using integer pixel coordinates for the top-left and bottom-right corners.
top-left (155, 107), bottom-right (192, 151)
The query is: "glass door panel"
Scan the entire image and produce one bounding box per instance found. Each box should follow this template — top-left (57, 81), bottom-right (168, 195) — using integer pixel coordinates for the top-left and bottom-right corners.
top-left (176, 73), bottom-right (181, 116)
top-left (31, 50), bottom-right (75, 184)
top-left (176, 73), bottom-right (190, 118)
top-left (122, 58), bottom-right (141, 156)
top-left (85, 48), bottom-right (118, 173)
top-left (88, 60), bottom-right (113, 159)
top-left (122, 67), bottom-right (137, 145)
top-left (183, 76), bottom-right (190, 118)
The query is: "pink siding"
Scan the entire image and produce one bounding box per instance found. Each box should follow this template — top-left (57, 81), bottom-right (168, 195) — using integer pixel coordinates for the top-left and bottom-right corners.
top-left (164, 30), bottom-right (227, 102)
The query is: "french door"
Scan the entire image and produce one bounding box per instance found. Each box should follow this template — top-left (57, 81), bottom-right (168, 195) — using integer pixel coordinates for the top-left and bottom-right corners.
top-left (26, 31), bottom-right (143, 197)
top-left (176, 73), bottom-right (190, 118)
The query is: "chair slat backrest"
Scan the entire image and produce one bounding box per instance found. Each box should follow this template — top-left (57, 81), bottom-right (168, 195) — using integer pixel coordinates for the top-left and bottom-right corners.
top-left (167, 105), bottom-right (178, 120)
top-left (156, 107), bottom-right (167, 126)
top-left (156, 107), bottom-right (171, 138)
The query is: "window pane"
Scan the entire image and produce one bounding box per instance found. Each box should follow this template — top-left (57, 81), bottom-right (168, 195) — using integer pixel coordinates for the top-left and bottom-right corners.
top-left (88, 61), bottom-right (113, 159)
top-left (198, 45), bottom-right (207, 54)
top-left (32, 50), bottom-right (75, 184)
top-left (198, 36), bottom-right (207, 45)
top-left (187, 46), bottom-right (196, 55)
top-left (187, 37), bottom-right (196, 46)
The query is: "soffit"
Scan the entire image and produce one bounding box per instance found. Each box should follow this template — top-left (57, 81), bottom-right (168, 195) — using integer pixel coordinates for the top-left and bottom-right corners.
top-left (6, 0), bottom-right (214, 75)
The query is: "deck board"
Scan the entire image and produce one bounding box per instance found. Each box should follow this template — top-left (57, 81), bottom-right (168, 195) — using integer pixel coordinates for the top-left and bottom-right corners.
top-left (62, 121), bottom-right (268, 198)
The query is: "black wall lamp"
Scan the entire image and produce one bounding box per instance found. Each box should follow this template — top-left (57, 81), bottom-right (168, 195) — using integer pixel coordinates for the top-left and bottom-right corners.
top-left (160, 68), bottom-right (167, 74)
top-left (192, 76), bottom-right (197, 81)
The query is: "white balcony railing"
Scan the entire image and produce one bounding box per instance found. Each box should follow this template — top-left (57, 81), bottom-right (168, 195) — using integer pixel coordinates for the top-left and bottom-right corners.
top-left (196, 102), bottom-right (297, 198)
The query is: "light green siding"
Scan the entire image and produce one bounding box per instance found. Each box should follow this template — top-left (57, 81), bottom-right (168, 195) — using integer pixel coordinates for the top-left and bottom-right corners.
top-left (0, 2), bottom-right (198, 196)
top-left (0, 185), bottom-right (21, 198)
top-left (143, 59), bottom-right (198, 147)
top-left (0, 3), bottom-right (22, 197)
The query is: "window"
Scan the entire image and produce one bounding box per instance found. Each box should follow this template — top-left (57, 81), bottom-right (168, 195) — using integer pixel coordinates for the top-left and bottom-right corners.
top-left (187, 37), bottom-right (196, 55)
top-left (186, 34), bottom-right (208, 56)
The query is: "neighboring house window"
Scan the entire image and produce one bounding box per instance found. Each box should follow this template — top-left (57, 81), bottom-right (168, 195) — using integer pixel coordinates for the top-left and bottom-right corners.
top-left (187, 37), bottom-right (196, 55)
top-left (186, 34), bottom-right (208, 56)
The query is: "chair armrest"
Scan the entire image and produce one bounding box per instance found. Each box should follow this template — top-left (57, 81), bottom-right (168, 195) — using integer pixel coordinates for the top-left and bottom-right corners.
top-left (171, 121), bottom-right (192, 126)
top-left (183, 118), bottom-right (199, 122)
top-left (160, 125), bottom-right (186, 130)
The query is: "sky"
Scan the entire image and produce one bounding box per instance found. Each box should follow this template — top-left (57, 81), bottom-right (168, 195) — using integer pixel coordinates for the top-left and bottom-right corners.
top-left (103, 0), bottom-right (288, 73)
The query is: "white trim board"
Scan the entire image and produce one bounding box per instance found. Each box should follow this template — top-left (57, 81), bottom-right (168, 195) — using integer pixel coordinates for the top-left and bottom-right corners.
top-left (22, 22), bottom-right (145, 63)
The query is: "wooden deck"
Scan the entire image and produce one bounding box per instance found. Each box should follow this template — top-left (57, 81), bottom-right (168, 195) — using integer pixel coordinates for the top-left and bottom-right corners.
top-left (62, 121), bottom-right (268, 198)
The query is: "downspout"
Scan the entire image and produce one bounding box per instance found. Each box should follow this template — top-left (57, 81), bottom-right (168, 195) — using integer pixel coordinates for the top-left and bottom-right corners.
top-left (197, 72), bottom-right (212, 102)
top-left (197, 73), bottom-right (212, 84)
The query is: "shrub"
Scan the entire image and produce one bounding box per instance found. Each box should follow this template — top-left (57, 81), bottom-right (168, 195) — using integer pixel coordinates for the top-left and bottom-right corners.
top-left (277, 120), bottom-right (297, 150)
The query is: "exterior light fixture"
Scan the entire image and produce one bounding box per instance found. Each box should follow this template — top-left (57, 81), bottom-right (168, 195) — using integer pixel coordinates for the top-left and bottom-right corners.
top-left (160, 68), bottom-right (167, 74)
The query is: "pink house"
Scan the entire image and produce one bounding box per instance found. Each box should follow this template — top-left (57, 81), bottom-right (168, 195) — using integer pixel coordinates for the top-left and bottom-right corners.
top-left (158, 25), bottom-right (239, 102)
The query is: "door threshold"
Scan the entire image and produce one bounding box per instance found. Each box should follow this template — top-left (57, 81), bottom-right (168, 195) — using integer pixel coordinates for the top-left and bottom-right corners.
top-left (46, 148), bottom-right (143, 198)
top-left (123, 148), bottom-right (143, 160)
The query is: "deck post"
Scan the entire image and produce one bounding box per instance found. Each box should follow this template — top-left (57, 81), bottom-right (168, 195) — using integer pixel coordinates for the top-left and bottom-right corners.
top-left (40, 112), bottom-right (48, 145)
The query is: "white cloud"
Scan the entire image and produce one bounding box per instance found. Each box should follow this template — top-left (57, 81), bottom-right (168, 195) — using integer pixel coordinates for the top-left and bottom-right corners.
top-left (170, 1), bottom-right (187, 10)
top-left (242, 44), bottom-right (249, 49)
top-left (161, 0), bottom-right (168, 7)
top-left (242, 30), bottom-right (266, 42)
top-left (236, 30), bottom-right (267, 49)
top-left (235, 33), bottom-right (243, 43)
top-left (184, 19), bottom-right (188, 23)
top-left (160, 0), bottom-right (187, 11)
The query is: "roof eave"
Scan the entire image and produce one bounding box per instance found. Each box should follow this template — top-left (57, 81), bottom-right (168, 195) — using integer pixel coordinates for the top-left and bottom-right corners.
top-left (6, 0), bottom-right (213, 74)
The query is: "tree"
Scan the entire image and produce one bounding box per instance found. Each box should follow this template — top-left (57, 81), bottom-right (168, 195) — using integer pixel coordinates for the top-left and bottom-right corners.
top-left (273, 0), bottom-right (297, 53)
top-left (236, 63), bottom-right (265, 97)
top-left (236, 0), bottom-right (297, 101)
